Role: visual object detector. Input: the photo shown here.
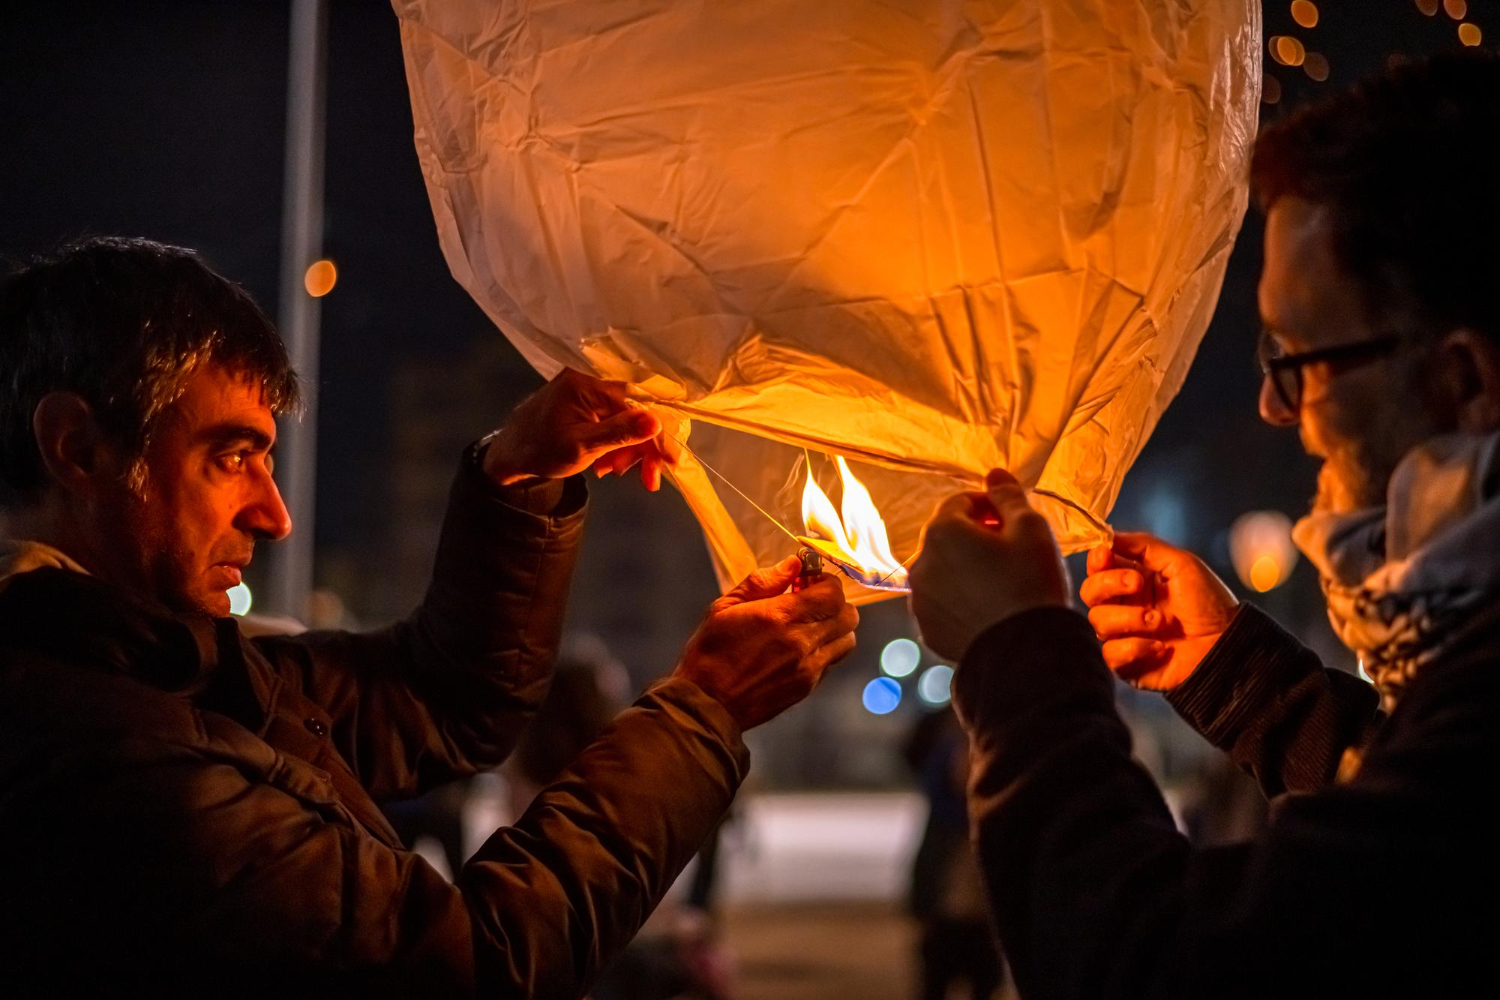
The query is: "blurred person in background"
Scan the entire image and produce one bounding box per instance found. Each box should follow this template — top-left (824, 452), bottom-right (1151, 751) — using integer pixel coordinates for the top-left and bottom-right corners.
top-left (0, 236), bottom-right (858, 998)
top-left (904, 708), bottom-right (1004, 1000)
top-left (908, 51), bottom-right (1500, 998)
top-left (507, 640), bottom-right (732, 1000)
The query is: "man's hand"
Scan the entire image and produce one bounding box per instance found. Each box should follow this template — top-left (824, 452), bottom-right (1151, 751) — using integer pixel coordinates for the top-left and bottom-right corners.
top-left (1079, 533), bottom-right (1239, 690)
top-left (674, 557), bottom-right (859, 732)
top-left (482, 368), bottom-right (673, 490)
top-left (908, 469), bottom-right (1070, 661)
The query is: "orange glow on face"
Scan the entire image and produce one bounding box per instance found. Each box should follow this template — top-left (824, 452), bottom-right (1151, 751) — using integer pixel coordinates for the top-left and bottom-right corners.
top-left (1269, 36), bottom-right (1306, 68)
top-left (1290, 1), bottom-right (1319, 29)
top-left (304, 259), bottom-right (338, 298)
top-left (800, 455), bottom-right (906, 588)
top-left (1459, 22), bottom-right (1482, 45)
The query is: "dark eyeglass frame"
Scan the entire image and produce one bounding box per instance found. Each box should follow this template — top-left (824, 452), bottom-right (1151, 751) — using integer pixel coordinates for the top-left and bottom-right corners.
top-left (1256, 331), bottom-right (1404, 413)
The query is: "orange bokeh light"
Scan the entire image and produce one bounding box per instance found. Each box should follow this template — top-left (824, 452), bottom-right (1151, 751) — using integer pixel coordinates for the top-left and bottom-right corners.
top-left (1416, 0), bottom-right (1439, 14)
top-left (303, 259), bottom-right (338, 298)
top-left (1443, 0), bottom-right (1467, 19)
top-left (1303, 53), bottom-right (1330, 82)
top-left (1249, 555), bottom-right (1283, 592)
top-left (1291, 1), bottom-right (1319, 29)
top-left (1262, 75), bottom-right (1283, 105)
top-left (1269, 36), bottom-right (1306, 68)
top-left (1459, 22), bottom-right (1482, 45)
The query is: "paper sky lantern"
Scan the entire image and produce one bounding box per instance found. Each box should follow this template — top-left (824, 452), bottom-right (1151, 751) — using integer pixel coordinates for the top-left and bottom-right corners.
top-left (397, 0), bottom-right (1261, 602)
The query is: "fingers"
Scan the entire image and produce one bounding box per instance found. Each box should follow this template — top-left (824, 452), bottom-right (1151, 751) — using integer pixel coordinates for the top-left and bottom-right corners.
top-left (1078, 567), bottom-right (1147, 607)
top-left (1087, 603), bottom-right (1162, 638)
top-left (983, 468), bottom-right (1032, 520)
top-left (723, 556), bottom-right (802, 604)
top-left (801, 630), bottom-right (858, 680)
top-left (799, 595), bottom-right (860, 646)
top-left (1086, 543), bottom-right (1113, 575)
top-left (926, 492), bottom-right (1000, 539)
top-left (559, 368), bottom-right (630, 408)
top-left (576, 409), bottom-right (660, 453)
top-left (1101, 637), bottom-right (1166, 678)
top-left (1110, 532), bottom-right (1180, 571)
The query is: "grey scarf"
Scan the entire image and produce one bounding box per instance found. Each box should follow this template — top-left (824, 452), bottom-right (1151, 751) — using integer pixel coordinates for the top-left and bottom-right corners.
top-left (1292, 431), bottom-right (1500, 713)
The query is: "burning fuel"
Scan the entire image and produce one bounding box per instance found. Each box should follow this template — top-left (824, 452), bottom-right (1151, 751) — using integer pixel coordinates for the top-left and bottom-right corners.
top-left (798, 455), bottom-right (909, 592)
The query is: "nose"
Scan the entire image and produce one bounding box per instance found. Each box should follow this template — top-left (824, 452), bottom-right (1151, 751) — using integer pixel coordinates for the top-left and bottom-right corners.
top-left (238, 470), bottom-right (294, 541)
top-left (1258, 375), bottom-right (1299, 428)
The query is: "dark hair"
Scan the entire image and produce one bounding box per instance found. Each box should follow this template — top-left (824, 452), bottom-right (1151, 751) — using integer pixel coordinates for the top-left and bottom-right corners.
top-left (0, 236), bottom-right (300, 504)
top-left (1251, 49), bottom-right (1500, 344)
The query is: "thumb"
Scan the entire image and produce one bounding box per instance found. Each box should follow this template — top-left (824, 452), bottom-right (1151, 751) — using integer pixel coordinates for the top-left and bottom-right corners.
top-left (984, 468), bottom-right (1033, 520)
top-left (1110, 531), bottom-right (1180, 571)
top-left (722, 556), bottom-right (802, 605)
top-left (576, 409), bottom-right (660, 453)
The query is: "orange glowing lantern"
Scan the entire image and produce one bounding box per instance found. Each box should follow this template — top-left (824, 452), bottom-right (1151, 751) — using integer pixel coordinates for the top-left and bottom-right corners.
top-left (398, 0), bottom-right (1261, 601)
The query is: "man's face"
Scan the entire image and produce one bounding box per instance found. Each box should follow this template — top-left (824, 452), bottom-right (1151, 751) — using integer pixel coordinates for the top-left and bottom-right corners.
top-left (1258, 197), bottom-right (1443, 514)
top-left (111, 366), bottom-right (292, 616)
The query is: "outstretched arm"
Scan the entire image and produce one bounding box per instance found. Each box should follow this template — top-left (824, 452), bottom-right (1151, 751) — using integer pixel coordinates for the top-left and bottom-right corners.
top-left (1080, 532), bottom-right (1380, 796)
top-left (254, 369), bottom-right (672, 799)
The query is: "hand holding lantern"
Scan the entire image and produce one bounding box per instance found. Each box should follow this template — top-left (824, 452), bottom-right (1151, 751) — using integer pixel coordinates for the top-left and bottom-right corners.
top-left (908, 470), bottom-right (1071, 661)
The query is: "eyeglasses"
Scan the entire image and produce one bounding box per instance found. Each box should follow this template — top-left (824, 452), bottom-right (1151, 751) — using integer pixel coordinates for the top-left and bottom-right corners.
top-left (1256, 330), bottom-right (1404, 413)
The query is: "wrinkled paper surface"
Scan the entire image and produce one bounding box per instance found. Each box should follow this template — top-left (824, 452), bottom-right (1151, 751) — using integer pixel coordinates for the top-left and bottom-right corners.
top-left (397, 0), bottom-right (1260, 601)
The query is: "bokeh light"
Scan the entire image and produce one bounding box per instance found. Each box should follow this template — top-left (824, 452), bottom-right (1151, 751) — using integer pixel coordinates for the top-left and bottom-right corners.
top-left (227, 582), bottom-right (253, 616)
top-left (303, 258), bottom-right (338, 297)
top-left (1290, 1), bottom-right (1318, 29)
top-left (1269, 36), bottom-right (1306, 68)
top-left (1443, 0), bottom-right (1467, 20)
top-left (1229, 510), bottom-right (1298, 593)
top-left (880, 638), bottom-right (921, 678)
top-left (1459, 22), bottom-right (1482, 45)
top-left (1262, 75), bottom-right (1282, 105)
top-left (1415, 0), bottom-right (1439, 15)
top-left (1303, 52), bottom-right (1330, 82)
top-left (862, 676), bottom-right (902, 715)
top-left (917, 665), bottom-right (954, 706)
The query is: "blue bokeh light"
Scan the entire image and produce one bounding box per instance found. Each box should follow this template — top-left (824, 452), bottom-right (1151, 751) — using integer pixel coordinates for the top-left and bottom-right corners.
top-left (862, 676), bottom-right (903, 715)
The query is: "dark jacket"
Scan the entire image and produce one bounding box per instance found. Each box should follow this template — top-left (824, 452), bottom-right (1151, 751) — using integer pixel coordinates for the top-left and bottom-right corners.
top-left (0, 463), bottom-right (747, 998)
top-left (954, 603), bottom-right (1498, 999)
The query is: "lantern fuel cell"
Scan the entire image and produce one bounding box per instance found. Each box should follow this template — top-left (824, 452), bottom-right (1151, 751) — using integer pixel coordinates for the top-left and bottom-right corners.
top-left (797, 536), bottom-right (910, 593)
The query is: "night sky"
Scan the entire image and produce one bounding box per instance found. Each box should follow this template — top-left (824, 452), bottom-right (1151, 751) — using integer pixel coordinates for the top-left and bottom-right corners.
top-left (1, 1), bottom-right (1485, 673)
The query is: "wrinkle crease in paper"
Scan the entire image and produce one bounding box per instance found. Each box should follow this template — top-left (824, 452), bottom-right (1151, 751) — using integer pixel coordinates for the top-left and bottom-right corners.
top-left (397, 0), bottom-right (1261, 602)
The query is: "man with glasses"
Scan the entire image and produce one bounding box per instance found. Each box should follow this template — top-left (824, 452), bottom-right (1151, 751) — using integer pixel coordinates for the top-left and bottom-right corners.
top-left (906, 50), bottom-right (1500, 997)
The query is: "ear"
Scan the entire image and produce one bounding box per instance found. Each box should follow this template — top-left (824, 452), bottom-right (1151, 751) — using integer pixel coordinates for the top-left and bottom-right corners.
top-left (30, 392), bottom-right (114, 494)
top-left (1431, 330), bottom-right (1500, 434)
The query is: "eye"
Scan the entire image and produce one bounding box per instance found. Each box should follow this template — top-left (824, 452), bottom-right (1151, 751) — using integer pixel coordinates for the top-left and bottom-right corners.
top-left (217, 451), bottom-right (251, 473)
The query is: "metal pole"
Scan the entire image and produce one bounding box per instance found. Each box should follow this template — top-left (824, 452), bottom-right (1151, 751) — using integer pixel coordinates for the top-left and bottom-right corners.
top-left (267, 0), bottom-right (328, 620)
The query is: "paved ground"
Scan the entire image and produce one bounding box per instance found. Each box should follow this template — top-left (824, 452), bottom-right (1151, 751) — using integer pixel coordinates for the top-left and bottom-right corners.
top-left (724, 901), bottom-right (917, 1000)
top-left (722, 901), bottom-right (1018, 1000)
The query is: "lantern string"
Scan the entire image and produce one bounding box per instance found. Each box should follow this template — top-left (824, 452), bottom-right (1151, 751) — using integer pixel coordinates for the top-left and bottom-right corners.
top-left (661, 430), bottom-right (803, 545)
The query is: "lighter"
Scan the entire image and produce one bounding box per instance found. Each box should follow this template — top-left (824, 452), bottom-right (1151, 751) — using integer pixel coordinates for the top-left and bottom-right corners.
top-left (792, 546), bottom-right (824, 593)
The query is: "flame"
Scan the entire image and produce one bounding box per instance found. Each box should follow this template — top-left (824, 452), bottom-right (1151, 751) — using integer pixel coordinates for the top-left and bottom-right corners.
top-left (800, 455), bottom-right (905, 585)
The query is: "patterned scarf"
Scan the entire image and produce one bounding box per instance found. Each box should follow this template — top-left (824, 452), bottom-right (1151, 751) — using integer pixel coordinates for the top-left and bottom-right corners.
top-left (1292, 431), bottom-right (1500, 714)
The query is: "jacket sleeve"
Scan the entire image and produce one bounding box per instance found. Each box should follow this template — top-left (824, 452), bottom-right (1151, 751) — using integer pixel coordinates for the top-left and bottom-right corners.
top-left (86, 677), bottom-right (747, 1000)
top-left (954, 606), bottom-right (1490, 1000)
top-left (252, 457), bottom-right (586, 800)
top-left (1162, 604), bottom-right (1382, 796)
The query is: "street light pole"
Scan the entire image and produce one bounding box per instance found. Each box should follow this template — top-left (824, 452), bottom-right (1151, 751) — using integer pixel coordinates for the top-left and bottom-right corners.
top-left (267, 0), bottom-right (328, 620)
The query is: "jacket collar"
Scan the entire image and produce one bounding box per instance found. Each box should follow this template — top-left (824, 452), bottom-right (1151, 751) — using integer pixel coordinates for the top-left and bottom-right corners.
top-left (0, 565), bottom-right (223, 693)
